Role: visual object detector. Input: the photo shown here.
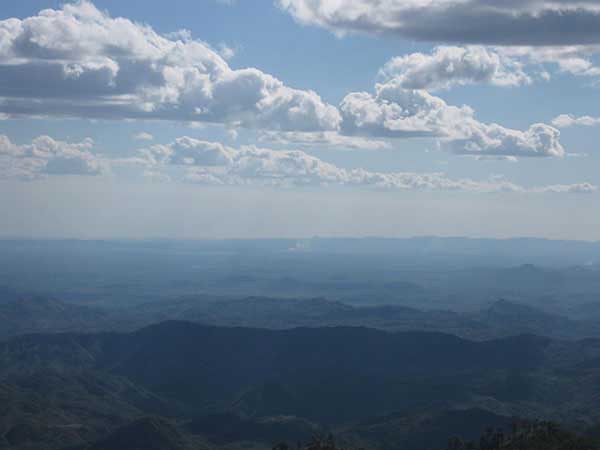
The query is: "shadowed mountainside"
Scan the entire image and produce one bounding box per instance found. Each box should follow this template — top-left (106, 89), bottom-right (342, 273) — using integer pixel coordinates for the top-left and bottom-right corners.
top-left (1, 322), bottom-right (600, 449)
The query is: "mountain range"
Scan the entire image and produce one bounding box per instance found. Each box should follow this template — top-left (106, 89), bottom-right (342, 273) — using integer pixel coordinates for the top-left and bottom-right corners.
top-left (2, 294), bottom-right (599, 342)
top-left (2, 321), bottom-right (600, 449)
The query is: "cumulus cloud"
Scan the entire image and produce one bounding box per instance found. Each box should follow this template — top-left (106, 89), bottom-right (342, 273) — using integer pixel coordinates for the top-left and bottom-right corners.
top-left (140, 136), bottom-right (589, 193)
top-left (0, 135), bottom-right (106, 180)
top-left (277, 0), bottom-right (600, 46)
top-left (133, 132), bottom-right (154, 141)
top-left (442, 123), bottom-right (565, 158)
top-left (338, 77), bottom-right (565, 159)
top-left (379, 46), bottom-right (531, 90)
top-left (497, 44), bottom-right (600, 81)
top-left (218, 43), bottom-right (236, 60)
top-left (1, 133), bottom-right (590, 193)
top-left (552, 114), bottom-right (600, 128)
top-left (0, 1), bottom-right (574, 164)
top-left (279, 2), bottom-right (600, 83)
top-left (0, 1), bottom-right (340, 131)
top-left (377, 44), bottom-right (600, 92)
top-left (281, 0), bottom-right (600, 84)
top-left (147, 137), bottom-right (236, 167)
top-left (259, 131), bottom-right (390, 150)
top-left (340, 80), bottom-right (474, 138)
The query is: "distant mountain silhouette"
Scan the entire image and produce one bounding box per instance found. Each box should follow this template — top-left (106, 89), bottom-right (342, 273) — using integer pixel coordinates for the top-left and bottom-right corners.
top-left (130, 295), bottom-right (598, 341)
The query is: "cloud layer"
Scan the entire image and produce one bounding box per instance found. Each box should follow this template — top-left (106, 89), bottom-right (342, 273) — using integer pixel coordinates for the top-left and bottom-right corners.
top-left (140, 136), bottom-right (591, 193)
top-left (0, 135), bottom-right (105, 179)
top-left (259, 131), bottom-right (391, 150)
top-left (0, 1), bottom-right (340, 131)
top-left (278, 0), bottom-right (600, 46)
top-left (0, 3), bottom-right (570, 162)
top-left (0, 134), bottom-right (592, 194)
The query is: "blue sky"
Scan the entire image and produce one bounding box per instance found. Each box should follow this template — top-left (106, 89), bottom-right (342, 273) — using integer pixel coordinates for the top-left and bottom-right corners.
top-left (1, 0), bottom-right (600, 239)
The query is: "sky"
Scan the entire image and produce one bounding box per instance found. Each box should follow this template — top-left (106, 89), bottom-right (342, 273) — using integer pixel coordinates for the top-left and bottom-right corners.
top-left (1, 0), bottom-right (600, 240)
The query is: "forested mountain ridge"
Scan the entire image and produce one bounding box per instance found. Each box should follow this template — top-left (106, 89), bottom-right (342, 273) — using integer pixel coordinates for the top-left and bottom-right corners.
top-left (1, 322), bottom-right (600, 449)
top-left (2, 294), bottom-right (599, 342)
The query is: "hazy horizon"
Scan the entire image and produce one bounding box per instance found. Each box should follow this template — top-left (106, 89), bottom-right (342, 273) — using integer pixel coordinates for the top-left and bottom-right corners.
top-left (2, 179), bottom-right (599, 240)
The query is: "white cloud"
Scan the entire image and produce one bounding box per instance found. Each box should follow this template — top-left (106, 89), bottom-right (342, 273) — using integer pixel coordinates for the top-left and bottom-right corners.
top-left (142, 136), bottom-right (589, 193)
top-left (376, 44), bottom-right (600, 93)
top-left (227, 128), bottom-right (239, 140)
top-left (281, 0), bottom-right (600, 84)
top-left (277, 0), bottom-right (600, 46)
top-left (552, 114), bottom-right (600, 128)
top-left (218, 43), bottom-right (236, 60)
top-left (0, 1), bottom-right (340, 132)
top-left (340, 80), bottom-right (474, 138)
top-left (148, 137), bottom-right (235, 167)
top-left (339, 77), bottom-right (565, 159)
top-left (0, 1), bottom-right (574, 165)
top-left (259, 131), bottom-right (390, 150)
top-left (533, 183), bottom-right (598, 194)
top-left (0, 135), bottom-right (106, 180)
top-left (497, 45), bottom-right (600, 80)
top-left (1, 133), bottom-right (590, 193)
top-left (378, 46), bottom-right (531, 90)
top-left (442, 123), bottom-right (565, 159)
top-left (133, 132), bottom-right (154, 141)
